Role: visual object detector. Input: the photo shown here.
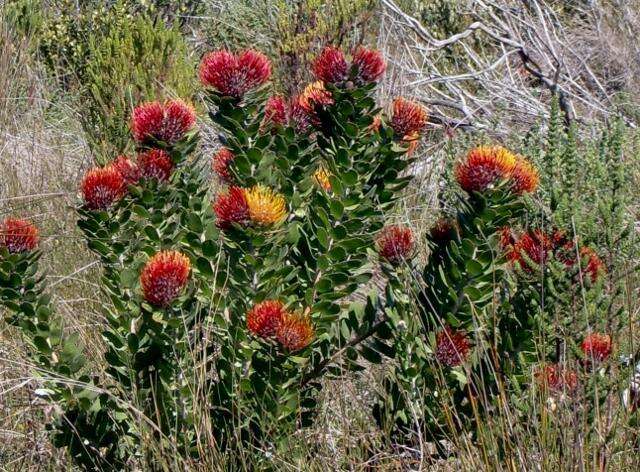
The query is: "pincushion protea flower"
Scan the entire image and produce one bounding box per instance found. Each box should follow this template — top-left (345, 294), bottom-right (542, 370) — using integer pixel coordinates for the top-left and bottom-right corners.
top-left (536, 364), bottom-right (578, 393)
top-left (276, 312), bottom-right (314, 352)
top-left (243, 185), bottom-right (287, 226)
top-left (455, 146), bottom-right (517, 193)
top-left (81, 166), bottom-right (125, 210)
top-left (0, 218), bottom-right (39, 253)
top-left (510, 156), bottom-right (539, 194)
top-left (290, 97), bottom-right (312, 133)
top-left (312, 46), bottom-right (348, 84)
top-left (138, 149), bottom-right (174, 182)
top-left (506, 229), bottom-right (554, 271)
top-left (298, 81), bottom-right (334, 114)
top-left (313, 167), bottom-right (332, 192)
top-left (212, 148), bottom-right (235, 182)
top-left (109, 155), bottom-right (140, 185)
top-left (376, 225), bottom-right (414, 264)
top-left (581, 333), bottom-right (612, 362)
top-left (263, 95), bottom-right (288, 128)
top-left (199, 49), bottom-right (271, 98)
top-left (390, 98), bottom-right (427, 140)
top-left (352, 46), bottom-right (386, 83)
top-left (140, 250), bottom-right (191, 307)
top-left (213, 186), bottom-right (249, 229)
top-left (246, 300), bottom-right (286, 338)
top-left (435, 327), bottom-right (471, 367)
top-left (132, 100), bottom-right (196, 145)
top-left (578, 246), bottom-right (606, 282)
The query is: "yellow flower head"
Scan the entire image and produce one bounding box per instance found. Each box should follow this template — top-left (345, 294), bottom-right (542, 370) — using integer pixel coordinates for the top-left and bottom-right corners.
top-left (313, 167), bottom-right (332, 192)
top-left (243, 185), bottom-right (287, 226)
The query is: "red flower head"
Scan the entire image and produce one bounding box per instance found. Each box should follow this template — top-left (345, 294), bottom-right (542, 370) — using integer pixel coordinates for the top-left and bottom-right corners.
top-left (276, 312), bottom-right (315, 352)
top-left (579, 246), bottom-right (606, 282)
top-left (435, 327), bottom-right (471, 367)
top-left (199, 49), bottom-right (271, 98)
top-left (455, 146), bottom-right (518, 193)
top-left (390, 98), bottom-right (428, 140)
top-left (352, 46), bottom-right (386, 83)
top-left (109, 155), bottom-right (140, 185)
top-left (263, 95), bottom-right (288, 129)
top-left (212, 148), bottom-right (235, 183)
top-left (213, 186), bottom-right (249, 229)
top-left (536, 364), bottom-right (579, 393)
top-left (290, 97), bottom-right (312, 133)
top-left (1, 218), bottom-right (39, 253)
top-left (312, 46), bottom-right (348, 84)
top-left (246, 300), bottom-right (286, 338)
top-left (138, 149), bottom-right (174, 182)
top-left (581, 333), bottom-right (612, 362)
top-left (499, 226), bottom-right (517, 250)
top-left (81, 166), bottom-right (125, 210)
top-left (510, 156), bottom-right (539, 194)
top-left (131, 100), bottom-right (196, 145)
top-left (508, 229), bottom-right (554, 271)
top-left (376, 225), bottom-right (414, 264)
top-left (429, 218), bottom-right (458, 244)
top-left (140, 250), bottom-right (191, 307)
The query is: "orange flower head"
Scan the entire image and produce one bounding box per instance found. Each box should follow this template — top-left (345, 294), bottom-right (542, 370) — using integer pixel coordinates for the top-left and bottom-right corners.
top-left (199, 49), bottom-right (271, 98)
top-left (109, 155), bottom-right (140, 185)
top-left (140, 250), bottom-right (191, 307)
top-left (243, 185), bottom-right (287, 226)
top-left (435, 327), bottom-right (471, 367)
top-left (510, 156), bottom-right (539, 194)
top-left (508, 229), bottom-right (554, 271)
top-left (581, 333), bottom-right (612, 362)
top-left (212, 148), bottom-right (235, 183)
top-left (579, 246), bottom-right (606, 282)
top-left (536, 364), bottom-right (579, 393)
top-left (313, 167), bottom-right (332, 192)
top-left (352, 46), bottom-right (386, 83)
top-left (298, 81), bottom-right (334, 114)
top-left (246, 300), bottom-right (286, 338)
top-left (376, 225), bottom-right (414, 264)
top-left (1, 218), bottom-right (39, 253)
top-left (276, 312), bottom-right (315, 352)
top-left (390, 98), bottom-right (427, 140)
top-left (455, 146), bottom-right (518, 193)
top-left (312, 46), bottom-right (348, 83)
top-left (131, 99), bottom-right (196, 145)
top-left (213, 186), bottom-right (250, 229)
top-left (138, 149), bottom-right (174, 182)
top-left (81, 166), bottom-right (125, 210)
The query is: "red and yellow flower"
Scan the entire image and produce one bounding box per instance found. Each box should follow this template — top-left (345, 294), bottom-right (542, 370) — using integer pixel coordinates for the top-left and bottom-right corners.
top-left (246, 300), bottom-right (286, 338)
top-left (455, 146), bottom-right (517, 193)
top-left (313, 167), bottom-right (332, 192)
top-left (243, 185), bottom-right (287, 226)
top-left (199, 49), bottom-right (271, 98)
top-left (510, 156), bottom-right (539, 194)
top-left (211, 148), bottom-right (235, 183)
top-left (140, 250), bottom-right (191, 307)
top-left (506, 229), bottom-right (554, 271)
top-left (1, 218), bottom-right (39, 253)
top-left (213, 186), bottom-right (250, 229)
top-left (81, 166), bottom-right (125, 210)
top-left (581, 333), bottom-right (612, 362)
top-left (131, 99), bottom-right (196, 145)
top-left (435, 327), bottom-right (471, 367)
top-left (376, 225), bottom-right (414, 264)
top-left (276, 312), bottom-right (315, 352)
top-left (298, 81), bottom-right (334, 115)
top-left (138, 149), bottom-right (174, 182)
top-left (390, 98), bottom-right (427, 141)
